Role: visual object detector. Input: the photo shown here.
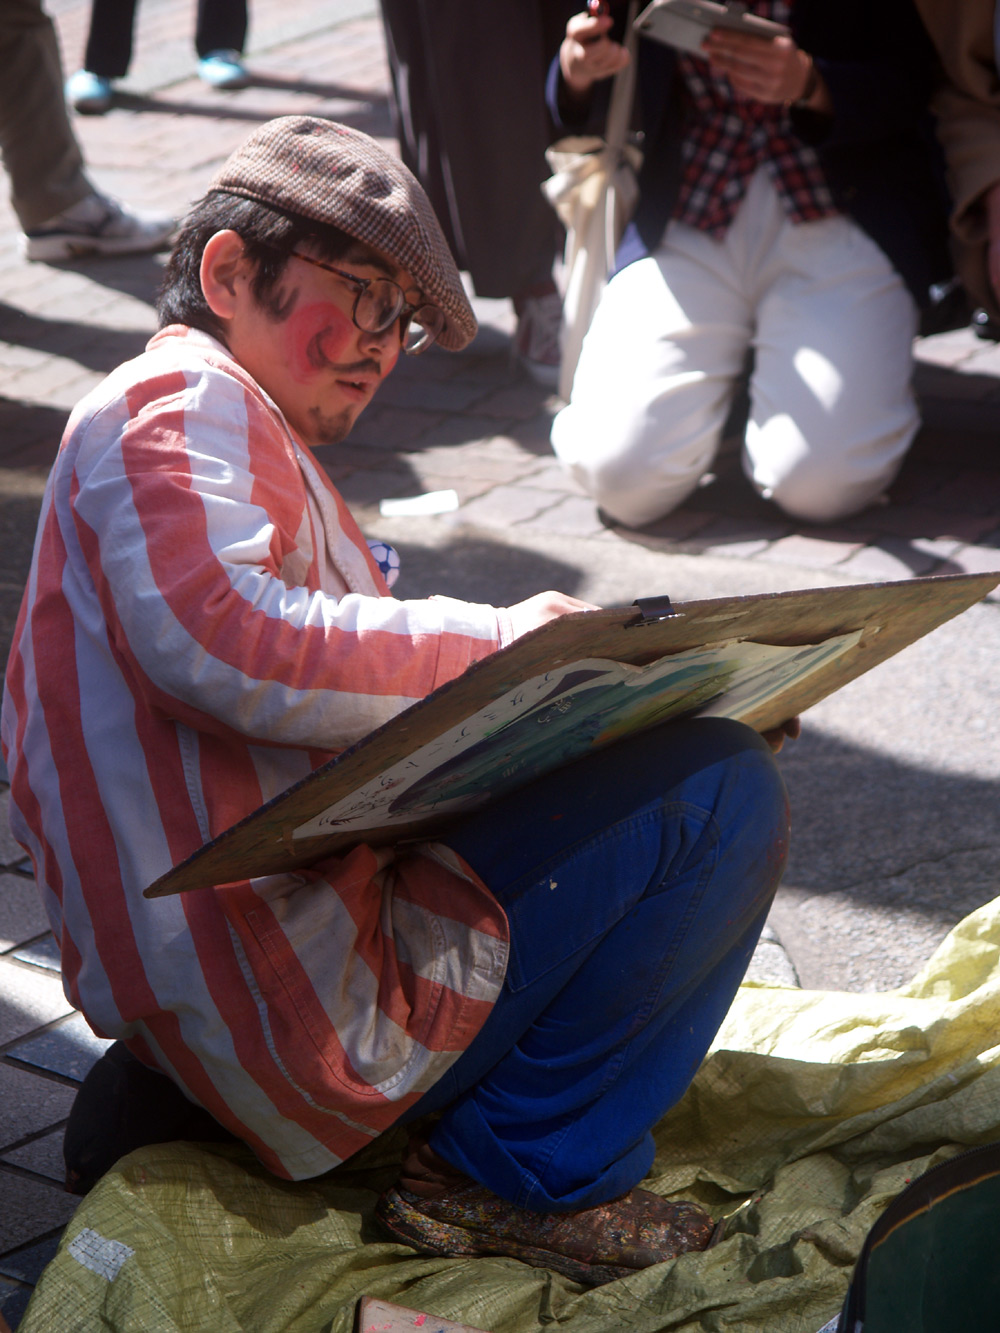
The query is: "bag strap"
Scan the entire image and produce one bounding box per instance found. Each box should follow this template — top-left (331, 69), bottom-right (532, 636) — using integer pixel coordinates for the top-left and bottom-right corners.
top-left (837, 1141), bottom-right (1000, 1331)
top-left (604, 0), bottom-right (641, 155)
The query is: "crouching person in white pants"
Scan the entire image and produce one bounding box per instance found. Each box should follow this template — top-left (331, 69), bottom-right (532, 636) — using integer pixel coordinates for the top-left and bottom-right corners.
top-left (548, 0), bottom-right (952, 529)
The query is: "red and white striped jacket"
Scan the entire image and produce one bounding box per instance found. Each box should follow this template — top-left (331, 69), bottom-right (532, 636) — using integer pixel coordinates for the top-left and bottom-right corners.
top-left (1, 326), bottom-right (511, 1180)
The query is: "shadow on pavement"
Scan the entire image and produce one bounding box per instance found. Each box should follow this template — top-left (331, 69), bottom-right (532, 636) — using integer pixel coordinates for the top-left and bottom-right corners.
top-left (0, 400), bottom-right (70, 473)
top-left (111, 89), bottom-right (394, 140)
top-left (386, 531), bottom-right (592, 604)
top-left (775, 724), bottom-right (1000, 990)
top-left (0, 301), bottom-right (151, 375)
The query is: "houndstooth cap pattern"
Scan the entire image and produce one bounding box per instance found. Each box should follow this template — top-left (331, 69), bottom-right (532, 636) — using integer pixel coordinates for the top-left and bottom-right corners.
top-left (208, 117), bottom-right (477, 350)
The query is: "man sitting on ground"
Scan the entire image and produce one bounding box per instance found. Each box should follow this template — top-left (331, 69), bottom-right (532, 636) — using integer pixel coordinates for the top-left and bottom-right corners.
top-left (1, 117), bottom-right (790, 1288)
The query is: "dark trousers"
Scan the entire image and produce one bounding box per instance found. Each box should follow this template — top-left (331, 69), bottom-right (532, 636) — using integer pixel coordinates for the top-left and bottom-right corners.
top-left (379, 0), bottom-right (576, 299)
top-left (0, 0), bottom-right (91, 227)
top-left (83, 0), bottom-right (248, 78)
top-left (406, 717), bottom-right (789, 1211)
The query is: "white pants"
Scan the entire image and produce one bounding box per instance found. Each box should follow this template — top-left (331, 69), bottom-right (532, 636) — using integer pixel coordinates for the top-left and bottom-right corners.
top-left (550, 170), bottom-right (920, 526)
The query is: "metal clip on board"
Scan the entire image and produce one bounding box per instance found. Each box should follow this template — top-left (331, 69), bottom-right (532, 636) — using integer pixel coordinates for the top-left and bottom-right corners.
top-left (627, 595), bottom-right (681, 626)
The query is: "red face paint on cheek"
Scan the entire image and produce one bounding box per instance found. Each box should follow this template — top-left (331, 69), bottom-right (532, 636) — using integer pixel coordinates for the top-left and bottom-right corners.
top-left (284, 301), bottom-right (355, 382)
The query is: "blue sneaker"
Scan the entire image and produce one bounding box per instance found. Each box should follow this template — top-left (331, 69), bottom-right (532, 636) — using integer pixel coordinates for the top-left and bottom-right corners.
top-left (197, 49), bottom-right (249, 90)
top-left (65, 69), bottom-right (114, 115)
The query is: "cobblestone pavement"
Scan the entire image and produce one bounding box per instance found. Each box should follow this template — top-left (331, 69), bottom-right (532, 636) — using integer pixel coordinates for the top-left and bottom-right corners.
top-left (1, 2), bottom-right (999, 1323)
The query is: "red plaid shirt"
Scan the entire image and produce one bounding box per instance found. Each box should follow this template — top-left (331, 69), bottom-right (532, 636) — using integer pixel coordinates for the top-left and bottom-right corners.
top-left (673, 0), bottom-right (836, 236)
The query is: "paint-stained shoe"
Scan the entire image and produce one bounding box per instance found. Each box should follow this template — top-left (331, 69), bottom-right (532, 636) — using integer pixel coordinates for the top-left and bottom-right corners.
top-left (375, 1180), bottom-right (716, 1286)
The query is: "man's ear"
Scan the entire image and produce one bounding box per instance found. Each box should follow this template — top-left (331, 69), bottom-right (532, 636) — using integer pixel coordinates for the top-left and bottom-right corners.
top-left (200, 230), bottom-right (251, 321)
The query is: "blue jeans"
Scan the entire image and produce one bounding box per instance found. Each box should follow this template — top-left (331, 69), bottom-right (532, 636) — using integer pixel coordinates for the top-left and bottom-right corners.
top-left (405, 717), bottom-right (789, 1212)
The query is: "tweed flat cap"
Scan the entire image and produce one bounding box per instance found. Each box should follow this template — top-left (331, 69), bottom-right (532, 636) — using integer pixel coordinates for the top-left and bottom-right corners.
top-left (209, 117), bottom-right (477, 351)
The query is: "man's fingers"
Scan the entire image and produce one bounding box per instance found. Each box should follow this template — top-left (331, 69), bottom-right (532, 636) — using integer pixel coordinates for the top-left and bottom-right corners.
top-left (761, 716), bottom-right (801, 753)
top-left (507, 591), bottom-right (600, 640)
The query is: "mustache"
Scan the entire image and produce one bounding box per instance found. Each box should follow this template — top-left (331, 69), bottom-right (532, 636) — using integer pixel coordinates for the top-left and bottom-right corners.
top-left (330, 358), bottom-right (383, 377)
top-left (306, 327), bottom-right (384, 376)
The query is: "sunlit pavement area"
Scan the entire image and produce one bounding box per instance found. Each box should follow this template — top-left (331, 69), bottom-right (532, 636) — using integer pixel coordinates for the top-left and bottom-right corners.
top-left (1, 1), bottom-right (998, 1322)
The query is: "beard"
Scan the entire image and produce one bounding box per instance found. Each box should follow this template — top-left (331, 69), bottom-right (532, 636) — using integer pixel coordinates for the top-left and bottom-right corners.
top-left (308, 403), bottom-right (357, 446)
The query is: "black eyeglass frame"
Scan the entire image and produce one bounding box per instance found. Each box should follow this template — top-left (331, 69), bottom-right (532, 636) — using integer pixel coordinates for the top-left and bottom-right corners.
top-left (288, 250), bottom-right (444, 355)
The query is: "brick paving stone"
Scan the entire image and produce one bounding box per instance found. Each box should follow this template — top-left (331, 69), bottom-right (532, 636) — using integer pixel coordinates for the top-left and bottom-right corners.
top-left (1, 1132), bottom-right (66, 1187)
top-left (887, 460), bottom-right (960, 506)
top-left (454, 485), bottom-right (564, 529)
top-left (398, 443), bottom-right (544, 484)
top-left (376, 375), bottom-right (492, 414)
top-left (332, 467), bottom-right (419, 507)
top-left (519, 494), bottom-right (611, 539)
top-left (488, 420), bottom-right (560, 460)
top-left (917, 396), bottom-right (1000, 442)
top-left (409, 414), bottom-right (537, 451)
top-left (0, 344), bottom-right (48, 374)
top-left (0, 792), bottom-right (28, 867)
top-left (916, 360), bottom-right (1000, 400)
top-left (6, 1014), bottom-right (111, 1084)
top-left (0, 1171), bottom-right (76, 1259)
top-left (2, 360), bottom-right (101, 407)
top-left (326, 447), bottom-right (410, 484)
top-left (523, 458), bottom-right (586, 493)
top-left (841, 504), bottom-right (999, 543)
top-left (0, 961), bottom-right (74, 1048)
top-left (912, 328), bottom-right (983, 368)
top-left (0, 1277), bottom-right (33, 1333)
top-left (380, 473), bottom-right (496, 506)
top-left (909, 536), bottom-right (965, 565)
top-left (933, 469), bottom-right (1000, 517)
top-left (472, 382), bottom-right (561, 421)
top-left (0, 1233), bottom-right (63, 1290)
top-left (949, 541), bottom-right (1000, 578)
top-left (468, 433), bottom-right (554, 464)
top-left (0, 1066), bottom-right (75, 1155)
top-left (756, 533), bottom-right (862, 570)
top-left (0, 876), bottom-right (48, 955)
top-left (689, 515), bottom-right (793, 560)
top-left (11, 939), bottom-right (60, 974)
top-left (613, 510), bottom-right (718, 545)
top-left (346, 405), bottom-right (447, 450)
top-left (839, 538), bottom-right (941, 580)
top-left (958, 340), bottom-right (1000, 379)
top-left (0, 435), bottom-right (68, 472)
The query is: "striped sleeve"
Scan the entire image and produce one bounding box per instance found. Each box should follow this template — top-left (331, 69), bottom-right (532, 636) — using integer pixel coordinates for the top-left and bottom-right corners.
top-left (69, 360), bottom-right (503, 752)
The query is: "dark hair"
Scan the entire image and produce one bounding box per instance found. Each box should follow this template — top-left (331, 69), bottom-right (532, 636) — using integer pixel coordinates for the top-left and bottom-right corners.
top-left (156, 191), bottom-right (358, 337)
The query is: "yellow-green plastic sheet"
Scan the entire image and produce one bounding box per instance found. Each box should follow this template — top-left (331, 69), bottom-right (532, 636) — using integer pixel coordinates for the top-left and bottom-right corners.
top-left (22, 895), bottom-right (1000, 1333)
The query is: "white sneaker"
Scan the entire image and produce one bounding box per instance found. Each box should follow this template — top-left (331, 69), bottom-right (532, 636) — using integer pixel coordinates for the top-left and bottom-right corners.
top-left (22, 191), bottom-right (176, 262)
top-left (65, 69), bottom-right (114, 115)
top-left (513, 290), bottom-right (563, 388)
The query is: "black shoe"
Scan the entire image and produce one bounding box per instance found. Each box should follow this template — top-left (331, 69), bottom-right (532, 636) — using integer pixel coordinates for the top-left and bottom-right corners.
top-left (63, 1041), bottom-right (234, 1195)
top-left (972, 306), bottom-right (1000, 342)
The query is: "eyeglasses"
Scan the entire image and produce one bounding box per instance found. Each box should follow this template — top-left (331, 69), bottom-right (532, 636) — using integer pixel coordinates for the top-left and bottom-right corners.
top-left (289, 251), bottom-right (445, 355)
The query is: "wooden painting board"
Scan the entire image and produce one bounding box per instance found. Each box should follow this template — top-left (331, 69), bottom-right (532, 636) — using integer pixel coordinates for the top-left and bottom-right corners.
top-left (355, 1296), bottom-right (491, 1333)
top-left (146, 570), bottom-right (999, 897)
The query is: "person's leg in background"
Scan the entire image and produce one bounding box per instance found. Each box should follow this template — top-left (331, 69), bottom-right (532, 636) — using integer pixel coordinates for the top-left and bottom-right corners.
top-left (194, 0), bottom-right (248, 88)
top-left (379, 717), bottom-right (789, 1283)
top-left (744, 199), bottom-right (920, 523)
top-left (379, 0), bottom-right (575, 385)
top-left (0, 0), bottom-right (92, 230)
top-left (66, 0), bottom-right (138, 114)
top-left (82, 0), bottom-right (138, 80)
top-left (0, 0), bottom-right (175, 258)
top-left (549, 229), bottom-right (754, 528)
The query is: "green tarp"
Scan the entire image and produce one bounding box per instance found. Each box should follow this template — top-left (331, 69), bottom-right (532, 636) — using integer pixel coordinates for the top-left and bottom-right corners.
top-left (22, 894), bottom-right (1000, 1333)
